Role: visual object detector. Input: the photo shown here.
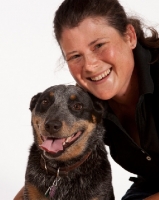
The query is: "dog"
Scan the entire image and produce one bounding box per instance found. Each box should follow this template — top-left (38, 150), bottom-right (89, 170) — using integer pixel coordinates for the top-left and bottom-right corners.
top-left (24, 85), bottom-right (114, 200)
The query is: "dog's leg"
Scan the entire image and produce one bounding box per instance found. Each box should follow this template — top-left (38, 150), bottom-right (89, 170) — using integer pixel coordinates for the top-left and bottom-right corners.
top-left (13, 187), bottom-right (24, 200)
top-left (24, 183), bottom-right (48, 200)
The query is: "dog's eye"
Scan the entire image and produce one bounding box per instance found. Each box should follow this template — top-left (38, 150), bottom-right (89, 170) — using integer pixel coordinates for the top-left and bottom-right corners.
top-left (42, 99), bottom-right (48, 105)
top-left (72, 103), bottom-right (83, 110)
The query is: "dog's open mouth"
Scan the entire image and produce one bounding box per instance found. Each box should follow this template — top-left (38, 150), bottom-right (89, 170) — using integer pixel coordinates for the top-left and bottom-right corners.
top-left (39, 131), bottom-right (82, 154)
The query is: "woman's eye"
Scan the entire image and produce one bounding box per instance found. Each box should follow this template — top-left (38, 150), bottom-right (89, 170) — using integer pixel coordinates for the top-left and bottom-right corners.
top-left (95, 43), bottom-right (103, 49)
top-left (72, 103), bottom-right (83, 110)
top-left (67, 54), bottom-right (81, 61)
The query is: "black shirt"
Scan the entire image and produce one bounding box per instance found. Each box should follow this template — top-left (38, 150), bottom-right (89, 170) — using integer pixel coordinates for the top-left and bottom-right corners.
top-left (104, 42), bottom-right (159, 181)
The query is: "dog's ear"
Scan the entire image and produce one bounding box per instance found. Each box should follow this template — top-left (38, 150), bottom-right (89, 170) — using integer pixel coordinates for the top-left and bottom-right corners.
top-left (29, 93), bottom-right (42, 111)
top-left (88, 93), bottom-right (105, 123)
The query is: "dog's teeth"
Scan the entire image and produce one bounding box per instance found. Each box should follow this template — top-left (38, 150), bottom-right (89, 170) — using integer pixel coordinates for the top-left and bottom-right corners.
top-left (63, 137), bottom-right (70, 145)
top-left (63, 134), bottom-right (76, 146)
top-left (66, 136), bottom-right (72, 143)
top-left (72, 134), bottom-right (75, 138)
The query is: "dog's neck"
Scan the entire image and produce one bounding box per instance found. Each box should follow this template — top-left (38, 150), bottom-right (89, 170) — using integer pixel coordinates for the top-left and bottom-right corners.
top-left (40, 151), bottom-right (92, 176)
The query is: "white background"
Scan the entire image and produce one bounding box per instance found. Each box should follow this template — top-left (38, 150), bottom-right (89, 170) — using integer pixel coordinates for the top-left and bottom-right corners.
top-left (0, 0), bottom-right (159, 199)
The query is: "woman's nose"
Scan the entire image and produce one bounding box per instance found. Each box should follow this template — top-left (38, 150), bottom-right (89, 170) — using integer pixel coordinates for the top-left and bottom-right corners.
top-left (84, 52), bottom-right (98, 72)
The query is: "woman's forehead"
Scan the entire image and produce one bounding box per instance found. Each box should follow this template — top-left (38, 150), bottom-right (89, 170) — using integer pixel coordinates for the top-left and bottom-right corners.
top-left (59, 17), bottom-right (112, 51)
top-left (59, 18), bottom-right (112, 44)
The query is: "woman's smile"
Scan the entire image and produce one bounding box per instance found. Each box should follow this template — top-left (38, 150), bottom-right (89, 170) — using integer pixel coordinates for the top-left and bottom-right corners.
top-left (89, 68), bottom-right (112, 82)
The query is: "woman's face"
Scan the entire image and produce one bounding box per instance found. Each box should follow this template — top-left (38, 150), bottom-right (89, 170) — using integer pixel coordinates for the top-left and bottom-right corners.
top-left (60, 17), bottom-right (137, 100)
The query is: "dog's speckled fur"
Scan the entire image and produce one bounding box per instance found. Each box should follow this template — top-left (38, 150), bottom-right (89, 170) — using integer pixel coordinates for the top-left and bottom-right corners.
top-left (24, 85), bottom-right (114, 200)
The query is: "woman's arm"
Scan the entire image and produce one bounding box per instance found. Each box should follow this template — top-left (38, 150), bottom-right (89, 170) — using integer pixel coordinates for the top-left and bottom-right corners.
top-left (13, 187), bottom-right (24, 200)
top-left (144, 193), bottom-right (159, 200)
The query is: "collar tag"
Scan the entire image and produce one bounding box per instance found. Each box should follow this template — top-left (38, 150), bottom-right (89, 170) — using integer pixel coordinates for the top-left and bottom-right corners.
top-left (45, 168), bottom-right (61, 198)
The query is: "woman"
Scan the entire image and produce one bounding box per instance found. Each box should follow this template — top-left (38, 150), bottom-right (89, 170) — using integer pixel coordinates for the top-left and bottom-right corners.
top-left (14, 0), bottom-right (159, 199)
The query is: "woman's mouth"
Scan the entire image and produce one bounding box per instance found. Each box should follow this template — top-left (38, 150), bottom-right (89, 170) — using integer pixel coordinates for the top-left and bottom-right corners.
top-left (90, 68), bottom-right (112, 81)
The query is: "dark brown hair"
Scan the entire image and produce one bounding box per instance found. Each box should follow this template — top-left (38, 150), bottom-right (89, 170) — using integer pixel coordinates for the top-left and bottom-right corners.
top-left (54, 0), bottom-right (159, 62)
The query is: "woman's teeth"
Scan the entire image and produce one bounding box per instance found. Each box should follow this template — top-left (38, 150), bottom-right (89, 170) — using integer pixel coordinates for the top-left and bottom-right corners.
top-left (91, 69), bottom-right (111, 81)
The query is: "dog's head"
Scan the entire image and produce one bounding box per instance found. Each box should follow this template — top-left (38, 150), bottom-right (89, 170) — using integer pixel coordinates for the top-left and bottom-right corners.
top-left (30, 85), bottom-right (104, 161)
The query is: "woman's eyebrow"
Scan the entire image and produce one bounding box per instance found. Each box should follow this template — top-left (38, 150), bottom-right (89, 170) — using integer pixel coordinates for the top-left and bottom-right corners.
top-left (66, 50), bottom-right (78, 57)
top-left (88, 39), bottom-right (100, 46)
top-left (88, 37), bottom-right (106, 47)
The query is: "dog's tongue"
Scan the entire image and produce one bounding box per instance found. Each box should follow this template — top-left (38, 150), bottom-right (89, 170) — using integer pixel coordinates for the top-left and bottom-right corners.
top-left (40, 138), bottom-right (65, 153)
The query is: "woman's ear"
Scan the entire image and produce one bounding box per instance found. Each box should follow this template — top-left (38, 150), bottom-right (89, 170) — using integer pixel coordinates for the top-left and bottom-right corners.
top-left (29, 93), bottom-right (42, 111)
top-left (125, 24), bottom-right (137, 49)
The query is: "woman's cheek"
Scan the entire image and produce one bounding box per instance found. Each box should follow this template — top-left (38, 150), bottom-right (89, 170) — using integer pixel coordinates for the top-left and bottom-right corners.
top-left (99, 47), bottom-right (114, 63)
top-left (68, 64), bottom-right (81, 81)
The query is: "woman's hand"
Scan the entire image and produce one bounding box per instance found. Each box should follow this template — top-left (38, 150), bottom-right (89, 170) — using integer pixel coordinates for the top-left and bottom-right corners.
top-left (13, 187), bottom-right (24, 200)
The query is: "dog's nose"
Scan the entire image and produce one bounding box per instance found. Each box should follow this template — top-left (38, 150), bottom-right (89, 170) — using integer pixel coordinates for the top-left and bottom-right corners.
top-left (45, 120), bottom-right (62, 133)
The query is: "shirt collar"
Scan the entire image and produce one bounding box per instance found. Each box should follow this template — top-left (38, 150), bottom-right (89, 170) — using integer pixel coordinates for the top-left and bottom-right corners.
top-left (133, 42), bottom-right (154, 95)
